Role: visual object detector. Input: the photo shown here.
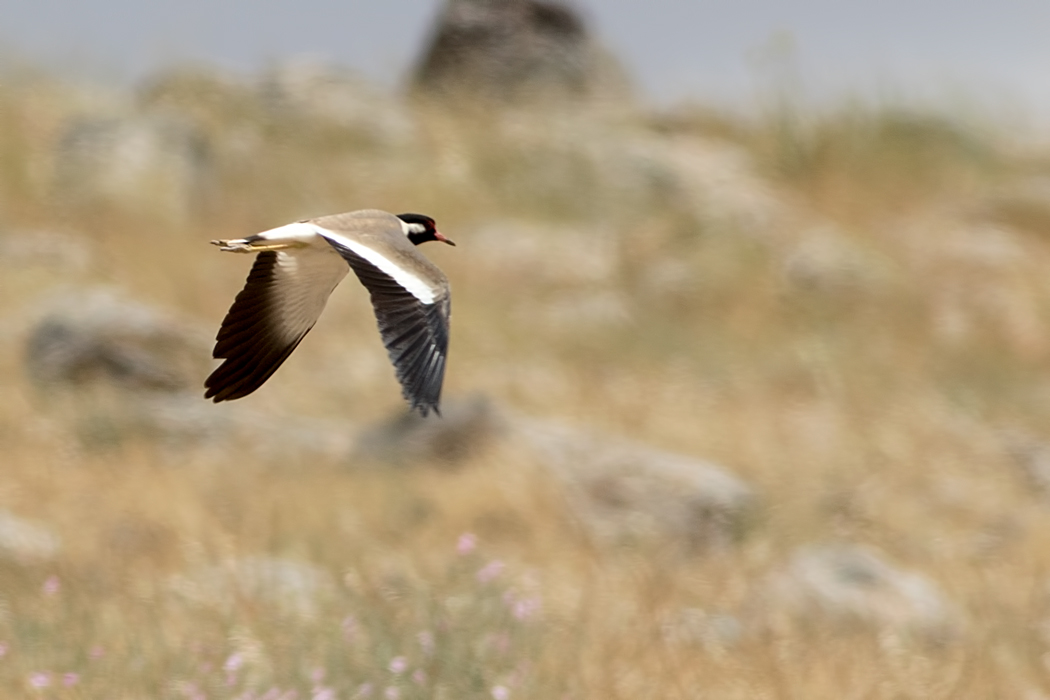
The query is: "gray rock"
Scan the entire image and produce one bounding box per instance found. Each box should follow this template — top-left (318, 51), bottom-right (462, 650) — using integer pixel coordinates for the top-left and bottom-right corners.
top-left (21, 288), bottom-right (364, 456)
top-left (0, 229), bottom-right (93, 272)
top-left (56, 383), bottom-right (360, 459)
top-left (471, 127), bottom-right (790, 230)
top-left (52, 113), bottom-right (213, 217)
top-left (353, 394), bottom-right (506, 466)
top-left (516, 420), bottom-right (754, 550)
top-left (148, 396), bottom-right (357, 459)
top-left (0, 510), bottom-right (60, 563)
top-left (781, 226), bottom-right (893, 293)
top-left (1004, 432), bottom-right (1050, 496)
top-left (24, 288), bottom-right (211, 393)
top-left (632, 136), bottom-right (794, 237)
top-left (756, 544), bottom-right (961, 641)
top-left (661, 608), bottom-right (742, 651)
top-left (470, 220), bottom-right (620, 286)
top-left (412, 0), bottom-right (630, 102)
top-left (137, 65), bottom-right (254, 118)
top-left (258, 58), bottom-right (416, 145)
top-left (170, 556), bottom-right (334, 618)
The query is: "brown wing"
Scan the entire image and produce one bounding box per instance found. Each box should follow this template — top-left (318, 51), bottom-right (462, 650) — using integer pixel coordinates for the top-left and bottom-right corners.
top-left (204, 247), bottom-right (348, 402)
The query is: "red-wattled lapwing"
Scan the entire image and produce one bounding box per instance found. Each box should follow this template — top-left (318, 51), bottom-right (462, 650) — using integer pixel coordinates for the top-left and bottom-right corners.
top-left (204, 209), bottom-right (454, 416)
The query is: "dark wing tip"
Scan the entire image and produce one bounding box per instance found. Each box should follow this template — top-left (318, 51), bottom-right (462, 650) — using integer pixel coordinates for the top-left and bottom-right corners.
top-left (388, 312), bottom-right (448, 418)
top-left (203, 372), bottom-right (252, 402)
top-left (320, 233), bottom-right (451, 417)
top-left (412, 403), bottom-right (437, 418)
top-left (407, 383), bottom-right (443, 417)
top-left (203, 333), bottom-right (307, 403)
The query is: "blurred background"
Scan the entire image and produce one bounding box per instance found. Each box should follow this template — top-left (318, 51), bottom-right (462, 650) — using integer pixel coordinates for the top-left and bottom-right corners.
top-left (2, 0), bottom-right (1050, 697)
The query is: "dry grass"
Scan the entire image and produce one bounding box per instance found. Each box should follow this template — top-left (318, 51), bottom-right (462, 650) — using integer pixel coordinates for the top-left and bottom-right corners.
top-left (2, 64), bottom-right (1050, 698)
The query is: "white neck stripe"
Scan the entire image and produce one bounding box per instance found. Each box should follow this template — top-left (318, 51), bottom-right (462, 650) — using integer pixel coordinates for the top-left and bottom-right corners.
top-left (313, 224), bottom-right (437, 304)
top-left (401, 221), bottom-right (427, 236)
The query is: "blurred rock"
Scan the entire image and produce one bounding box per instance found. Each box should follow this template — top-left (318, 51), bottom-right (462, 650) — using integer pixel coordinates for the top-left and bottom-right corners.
top-left (21, 288), bottom-right (365, 456)
top-left (984, 175), bottom-right (1050, 238)
top-left (353, 394), bottom-right (506, 466)
top-left (259, 57), bottom-right (416, 145)
top-left (471, 220), bottom-right (620, 285)
top-left (755, 544), bottom-right (961, 641)
top-left (0, 510), bottom-right (60, 563)
top-left (103, 516), bottom-right (177, 564)
top-left (940, 223), bottom-right (1027, 269)
top-left (0, 229), bottom-right (93, 272)
top-left (52, 113), bottom-right (213, 217)
top-left (490, 128), bottom-right (791, 231)
top-left (516, 420), bottom-right (754, 550)
top-left (25, 288), bottom-right (211, 393)
top-left (643, 136), bottom-right (794, 237)
top-left (782, 226), bottom-right (892, 293)
top-left (137, 65), bottom-right (255, 121)
top-left (412, 0), bottom-right (630, 103)
top-left (54, 384), bottom-right (360, 458)
top-left (1004, 432), bottom-right (1050, 496)
top-left (661, 608), bottom-right (742, 651)
top-left (170, 556), bottom-right (334, 618)
top-left (536, 289), bottom-right (632, 333)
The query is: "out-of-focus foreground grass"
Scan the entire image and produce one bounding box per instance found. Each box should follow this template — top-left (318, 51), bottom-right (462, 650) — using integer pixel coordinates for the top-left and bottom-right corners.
top-left (3, 63), bottom-right (1050, 698)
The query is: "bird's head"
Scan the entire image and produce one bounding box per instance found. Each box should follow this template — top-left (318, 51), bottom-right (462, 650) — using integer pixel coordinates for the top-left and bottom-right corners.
top-left (397, 213), bottom-right (455, 246)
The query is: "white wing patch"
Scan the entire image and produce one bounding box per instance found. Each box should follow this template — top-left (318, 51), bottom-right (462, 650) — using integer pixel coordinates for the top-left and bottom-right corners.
top-left (255, 221), bottom-right (322, 244)
top-left (311, 225), bottom-right (438, 304)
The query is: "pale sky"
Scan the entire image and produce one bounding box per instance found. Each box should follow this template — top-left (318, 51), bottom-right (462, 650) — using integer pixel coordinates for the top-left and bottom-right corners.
top-left (1, 1), bottom-right (1048, 114)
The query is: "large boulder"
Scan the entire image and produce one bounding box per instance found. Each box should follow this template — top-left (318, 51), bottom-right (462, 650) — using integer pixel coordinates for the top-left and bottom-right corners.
top-left (516, 419), bottom-right (755, 550)
top-left (258, 58), bottom-right (416, 145)
top-left (753, 544), bottom-right (962, 641)
top-left (51, 113), bottom-right (213, 218)
top-left (0, 510), bottom-right (61, 563)
top-left (353, 394), bottom-right (506, 466)
top-left (170, 556), bottom-right (335, 618)
top-left (25, 288), bottom-right (211, 393)
top-left (412, 0), bottom-right (630, 103)
top-left (0, 229), bottom-right (93, 273)
top-left (22, 289), bottom-right (364, 456)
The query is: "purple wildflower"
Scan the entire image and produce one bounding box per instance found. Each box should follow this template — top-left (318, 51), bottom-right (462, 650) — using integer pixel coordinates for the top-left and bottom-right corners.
top-left (225, 653), bottom-right (245, 672)
top-left (477, 560), bottom-right (505, 583)
top-left (388, 656), bottom-right (407, 674)
top-left (63, 673), bottom-right (80, 687)
top-left (513, 596), bottom-right (542, 621)
top-left (42, 576), bottom-right (60, 596)
top-left (384, 688), bottom-right (400, 700)
top-left (181, 682), bottom-right (206, 700)
top-left (456, 532), bottom-right (478, 555)
top-left (412, 669), bottom-right (427, 685)
top-left (355, 683), bottom-right (374, 698)
top-left (492, 686), bottom-right (510, 700)
top-left (28, 672), bottom-right (51, 688)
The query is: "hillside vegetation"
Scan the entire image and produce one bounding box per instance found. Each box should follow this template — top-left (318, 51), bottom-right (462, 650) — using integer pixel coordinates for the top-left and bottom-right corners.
top-left (2, 61), bottom-right (1050, 697)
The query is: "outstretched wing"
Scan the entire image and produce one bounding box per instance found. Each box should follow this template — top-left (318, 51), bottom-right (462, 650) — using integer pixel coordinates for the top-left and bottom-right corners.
top-left (319, 232), bottom-right (451, 416)
top-left (205, 246), bottom-right (348, 402)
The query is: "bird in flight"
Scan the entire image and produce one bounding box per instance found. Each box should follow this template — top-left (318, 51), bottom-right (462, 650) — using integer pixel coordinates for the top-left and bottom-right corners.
top-left (204, 209), bottom-right (454, 416)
